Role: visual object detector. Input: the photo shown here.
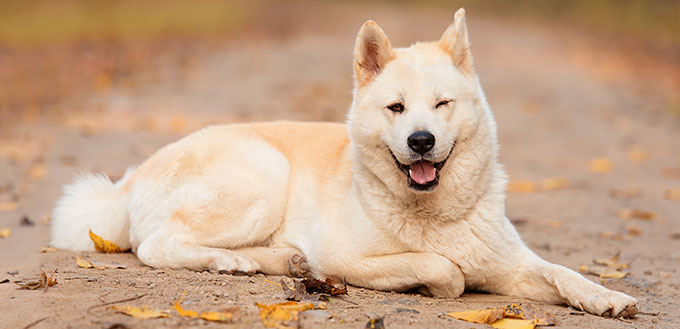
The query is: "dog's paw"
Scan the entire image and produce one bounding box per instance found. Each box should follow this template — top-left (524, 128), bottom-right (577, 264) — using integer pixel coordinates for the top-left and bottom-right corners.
top-left (577, 289), bottom-right (638, 318)
top-left (214, 253), bottom-right (260, 275)
top-left (288, 253), bottom-right (311, 278)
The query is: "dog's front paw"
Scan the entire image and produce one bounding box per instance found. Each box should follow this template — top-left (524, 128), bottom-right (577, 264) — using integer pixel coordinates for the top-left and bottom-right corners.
top-left (577, 289), bottom-right (638, 318)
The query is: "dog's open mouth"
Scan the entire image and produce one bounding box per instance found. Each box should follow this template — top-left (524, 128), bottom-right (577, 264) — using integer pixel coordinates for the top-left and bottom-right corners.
top-left (390, 148), bottom-right (452, 192)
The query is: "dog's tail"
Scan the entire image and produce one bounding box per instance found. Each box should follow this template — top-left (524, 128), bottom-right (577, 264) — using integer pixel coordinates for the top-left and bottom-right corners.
top-left (50, 168), bottom-right (136, 251)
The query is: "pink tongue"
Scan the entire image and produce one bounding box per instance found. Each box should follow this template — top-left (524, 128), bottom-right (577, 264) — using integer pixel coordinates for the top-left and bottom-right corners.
top-left (410, 161), bottom-right (436, 184)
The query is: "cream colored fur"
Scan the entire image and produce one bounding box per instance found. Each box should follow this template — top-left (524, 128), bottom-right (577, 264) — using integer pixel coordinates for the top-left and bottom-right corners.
top-left (51, 9), bottom-right (637, 317)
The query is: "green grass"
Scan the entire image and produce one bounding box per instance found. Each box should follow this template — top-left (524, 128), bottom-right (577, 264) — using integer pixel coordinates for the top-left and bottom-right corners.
top-left (0, 0), bottom-right (251, 46)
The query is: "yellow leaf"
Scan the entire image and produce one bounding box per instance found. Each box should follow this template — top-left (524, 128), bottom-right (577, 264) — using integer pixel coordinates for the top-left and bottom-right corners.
top-left (0, 228), bottom-right (10, 238)
top-left (447, 308), bottom-right (504, 324)
top-left (617, 209), bottom-right (656, 220)
top-left (89, 230), bottom-right (124, 253)
top-left (589, 158), bottom-right (613, 173)
top-left (174, 301), bottom-right (199, 317)
top-left (600, 269), bottom-right (630, 279)
top-left (627, 146), bottom-right (649, 165)
top-left (593, 251), bottom-right (629, 270)
top-left (508, 181), bottom-right (537, 193)
top-left (108, 305), bottom-right (170, 319)
top-left (76, 257), bottom-right (94, 268)
top-left (200, 311), bottom-right (234, 322)
top-left (540, 177), bottom-right (570, 191)
top-left (256, 301), bottom-right (314, 327)
top-left (491, 318), bottom-right (536, 329)
top-left (664, 188), bottom-right (680, 201)
top-left (0, 202), bottom-right (18, 212)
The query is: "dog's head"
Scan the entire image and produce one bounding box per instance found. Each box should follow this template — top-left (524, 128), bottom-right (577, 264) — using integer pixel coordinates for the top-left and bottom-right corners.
top-left (348, 8), bottom-right (493, 194)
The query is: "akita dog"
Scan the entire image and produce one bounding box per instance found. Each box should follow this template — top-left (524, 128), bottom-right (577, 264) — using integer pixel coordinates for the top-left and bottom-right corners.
top-left (52, 9), bottom-right (637, 317)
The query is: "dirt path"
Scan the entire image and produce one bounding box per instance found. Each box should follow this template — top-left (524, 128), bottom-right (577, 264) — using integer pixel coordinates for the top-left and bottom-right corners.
top-left (1, 3), bottom-right (678, 328)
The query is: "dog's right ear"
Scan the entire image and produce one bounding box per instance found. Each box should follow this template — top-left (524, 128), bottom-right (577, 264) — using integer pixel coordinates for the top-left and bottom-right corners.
top-left (354, 21), bottom-right (394, 88)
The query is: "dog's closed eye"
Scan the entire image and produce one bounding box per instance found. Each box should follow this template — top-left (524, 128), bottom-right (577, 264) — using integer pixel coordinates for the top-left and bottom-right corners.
top-left (435, 99), bottom-right (453, 109)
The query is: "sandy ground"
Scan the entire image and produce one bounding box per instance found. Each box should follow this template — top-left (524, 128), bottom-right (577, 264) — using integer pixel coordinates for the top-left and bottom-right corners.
top-left (1, 3), bottom-right (679, 329)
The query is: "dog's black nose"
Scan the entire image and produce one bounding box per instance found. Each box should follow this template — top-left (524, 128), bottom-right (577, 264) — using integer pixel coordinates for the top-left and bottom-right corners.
top-left (407, 131), bottom-right (435, 155)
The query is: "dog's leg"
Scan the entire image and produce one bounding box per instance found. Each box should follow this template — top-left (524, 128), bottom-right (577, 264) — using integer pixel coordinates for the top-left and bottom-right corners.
top-left (334, 252), bottom-right (464, 297)
top-left (235, 247), bottom-right (310, 277)
top-left (136, 233), bottom-right (260, 273)
top-left (492, 249), bottom-right (637, 317)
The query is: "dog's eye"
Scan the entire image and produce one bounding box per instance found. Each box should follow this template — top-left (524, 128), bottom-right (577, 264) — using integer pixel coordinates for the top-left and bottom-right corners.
top-left (436, 100), bottom-right (451, 108)
top-left (387, 103), bottom-right (404, 113)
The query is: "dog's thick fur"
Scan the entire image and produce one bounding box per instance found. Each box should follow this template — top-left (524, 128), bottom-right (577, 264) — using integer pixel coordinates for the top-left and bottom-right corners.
top-left (51, 9), bottom-right (637, 317)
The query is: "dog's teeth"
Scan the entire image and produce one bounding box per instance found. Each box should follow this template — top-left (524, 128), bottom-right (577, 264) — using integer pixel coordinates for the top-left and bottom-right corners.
top-left (408, 169), bottom-right (412, 177)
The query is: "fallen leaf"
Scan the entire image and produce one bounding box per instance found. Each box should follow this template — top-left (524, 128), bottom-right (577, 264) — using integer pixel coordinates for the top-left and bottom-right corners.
top-left (627, 146), bottom-right (650, 165)
top-left (90, 260), bottom-right (127, 269)
top-left (540, 177), bottom-right (570, 191)
top-left (40, 246), bottom-right (58, 253)
top-left (664, 188), bottom-right (680, 201)
top-left (617, 209), bottom-right (657, 220)
top-left (174, 300), bottom-right (239, 322)
top-left (503, 304), bottom-right (556, 326)
top-left (16, 270), bottom-right (57, 290)
top-left (108, 305), bottom-right (170, 319)
top-left (0, 202), bottom-right (18, 212)
top-left (589, 158), bottom-right (613, 173)
top-left (365, 317), bottom-right (386, 329)
top-left (200, 310), bottom-right (237, 322)
top-left (491, 318), bottom-right (536, 329)
top-left (508, 181), bottom-right (537, 193)
top-left (447, 308), bottom-right (504, 324)
top-left (593, 251), bottom-right (630, 270)
top-left (301, 278), bottom-right (348, 296)
top-left (0, 228), bottom-right (10, 238)
top-left (600, 269), bottom-right (630, 279)
top-left (89, 230), bottom-right (124, 253)
top-left (256, 301), bottom-right (314, 328)
top-left (609, 186), bottom-right (640, 199)
top-left (77, 257), bottom-right (94, 269)
top-left (282, 279), bottom-right (312, 302)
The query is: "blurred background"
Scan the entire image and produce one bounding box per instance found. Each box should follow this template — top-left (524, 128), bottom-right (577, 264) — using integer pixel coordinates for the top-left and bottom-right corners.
top-left (1, 1), bottom-right (680, 326)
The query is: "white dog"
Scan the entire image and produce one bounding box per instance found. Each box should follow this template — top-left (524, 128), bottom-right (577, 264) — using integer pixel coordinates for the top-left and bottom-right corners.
top-left (52, 9), bottom-right (637, 317)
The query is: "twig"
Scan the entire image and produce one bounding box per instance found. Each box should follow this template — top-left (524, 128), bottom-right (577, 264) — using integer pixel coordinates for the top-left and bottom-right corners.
top-left (23, 316), bottom-right (48, 329)
top-left (637, 311), bottom-right (659, 316)
top-left (87, 294), bottom-right (148, 313)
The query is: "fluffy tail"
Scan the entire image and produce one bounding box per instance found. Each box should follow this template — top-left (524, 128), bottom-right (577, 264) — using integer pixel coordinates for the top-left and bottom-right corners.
top-left (50, 168), bottom-right (135, 251)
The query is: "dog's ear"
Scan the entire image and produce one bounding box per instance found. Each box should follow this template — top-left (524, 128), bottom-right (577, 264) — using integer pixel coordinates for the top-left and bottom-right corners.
top-left (439, 8), bottom-right (473, 74)
top-left (354, 20), bottom-right (394, 87)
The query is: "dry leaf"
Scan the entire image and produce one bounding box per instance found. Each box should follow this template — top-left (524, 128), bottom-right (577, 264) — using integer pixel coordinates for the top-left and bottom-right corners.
top-left (41, 246), bottom-right (58, 253)
top-left (0, 228), bottom-right (10, 238)
top-left (503, 304), bottom-right (556, 326)
top-left (589, 158), bottom-right (613, 173)
top-left (282, 279), bottom-right (312, 302)
top-left (89, 230), bottom-right (124, 253)
top-left (77, 257), bottom-right (94, 269)
top-left (365, 317), bottom-right (386, 329)
top-left (627, 146), bottom-right (650, 165)
top-left (491, 318), bottom-right (536, 329)
top-left (108, 305), bottom-right (170, 319)
top-left (174, 301), bottom-right (239, 322)
top-left (0, 202), bottom-right (18, 212)
top-left (600, 269), bottom-right (630, 279)
top-left (447, 308), bottom-right (504, 324)
top-left (593, 252), bottom-right (630, 270)
top-left (540, 177), bottom-right (570, 191)
top-left (664, 188), bottom-right (680, 201)
top-left (16, 270), bottom-right (57, 290)
top-left (617, 209), bottom-right (656, 220)
top-left (508, 181), bottom-right (537, 193)
top-left (256, 301), bottom-right (314, 328)
top-left (609, 186), bottom-right (640, 199)
top-left (91, 260), bottom-right (126, 269)
top-left (301, 278), bottom-right (348, 296)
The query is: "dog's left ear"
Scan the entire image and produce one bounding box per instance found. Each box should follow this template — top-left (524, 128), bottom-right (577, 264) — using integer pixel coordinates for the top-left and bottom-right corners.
top-left (354, 20), bottom-right (394, 87)
top-left (439, 8), bottom-right (473, 73)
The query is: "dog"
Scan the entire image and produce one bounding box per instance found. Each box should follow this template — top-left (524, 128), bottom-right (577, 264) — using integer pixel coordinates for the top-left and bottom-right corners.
top-left (51, 8), bottom-right (637, 317)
